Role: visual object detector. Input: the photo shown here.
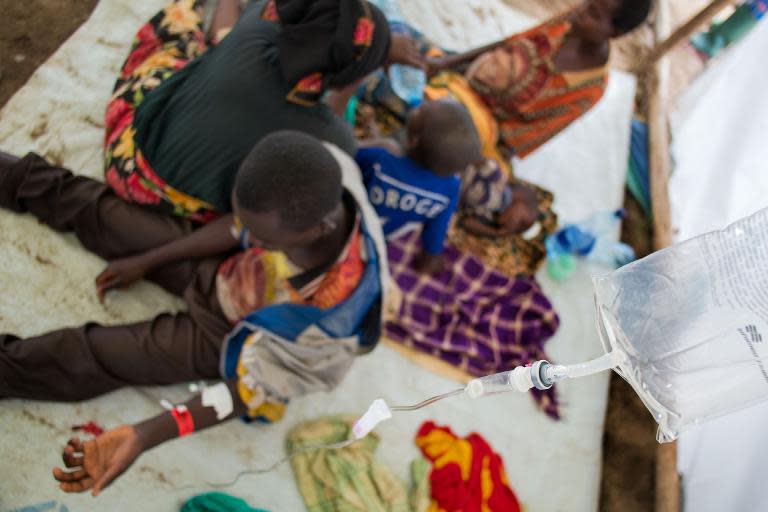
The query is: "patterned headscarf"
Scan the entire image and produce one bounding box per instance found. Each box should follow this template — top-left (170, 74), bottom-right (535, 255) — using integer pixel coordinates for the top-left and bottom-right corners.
top-left (263, 0), bottom-right (391, 106)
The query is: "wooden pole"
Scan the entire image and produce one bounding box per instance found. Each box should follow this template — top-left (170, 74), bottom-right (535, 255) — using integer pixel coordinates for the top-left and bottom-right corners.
top-left (635, 1), bottom-right (741, 510)
top-left (644, 0), bottom-right (738, 69)
top-left (647, 1), bottom-right (679, 511)
top-left (656, 442), bottom-right (680, 512)
top-left (648, 0), bottom-right (674, 252)
top-left (647, 67), bottom-right (673, 250)
top-left (646, 0), bottom-right (738, 249)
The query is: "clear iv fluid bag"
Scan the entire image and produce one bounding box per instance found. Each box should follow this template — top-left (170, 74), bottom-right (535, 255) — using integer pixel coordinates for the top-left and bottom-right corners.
top-left (594, 207), bottom-right (768, 442)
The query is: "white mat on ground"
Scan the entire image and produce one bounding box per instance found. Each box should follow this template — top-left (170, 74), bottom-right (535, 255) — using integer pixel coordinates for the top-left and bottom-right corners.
top-left (0, 1), bottom-right (634, 510)
top-left (669, 19), bottom-right (768, 512)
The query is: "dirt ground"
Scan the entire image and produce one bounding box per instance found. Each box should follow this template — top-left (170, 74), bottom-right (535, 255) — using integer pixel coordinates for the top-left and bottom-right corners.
top-left (0, 0), bottom-right (98, 108)
top-left (1, 1), bottom-right (712, 511)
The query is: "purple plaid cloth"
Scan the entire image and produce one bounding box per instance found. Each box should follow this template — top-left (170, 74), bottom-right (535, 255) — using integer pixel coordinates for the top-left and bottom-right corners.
top-left (386, 231), bottom-right (561, 418)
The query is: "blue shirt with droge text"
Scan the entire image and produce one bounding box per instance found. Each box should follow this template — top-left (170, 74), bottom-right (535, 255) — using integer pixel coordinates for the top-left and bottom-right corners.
top-left (355, 147), bottom-right (460, 255)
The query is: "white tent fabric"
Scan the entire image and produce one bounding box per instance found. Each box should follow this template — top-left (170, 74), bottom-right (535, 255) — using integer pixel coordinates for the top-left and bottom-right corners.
top-left (0, 1), bottom-right (634, 510)
top-left (669, 18), bottom-right (768, 512)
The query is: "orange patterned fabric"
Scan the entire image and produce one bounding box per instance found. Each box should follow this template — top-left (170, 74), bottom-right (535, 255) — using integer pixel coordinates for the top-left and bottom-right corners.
top-left (216, 217), bottom-right (365, 323)
top-left (468, 18), bottom-right (607, 158)
top-left (416, 421), bottom-right (522, 512)
top-left (308, 226), bottom-right (365, 309)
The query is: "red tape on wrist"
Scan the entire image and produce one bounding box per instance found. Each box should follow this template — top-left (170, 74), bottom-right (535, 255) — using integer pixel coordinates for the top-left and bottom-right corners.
top-left (170, 406), bottom-right (195, 437)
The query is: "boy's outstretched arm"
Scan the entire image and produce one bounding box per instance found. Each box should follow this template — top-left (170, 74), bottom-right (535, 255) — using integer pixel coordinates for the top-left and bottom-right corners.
top-left (414, 188), bottom-right (459, 274)
top-left (53, 380), bottom-right (246, 496)
top-left (95, 213), bottom-right (238, 300)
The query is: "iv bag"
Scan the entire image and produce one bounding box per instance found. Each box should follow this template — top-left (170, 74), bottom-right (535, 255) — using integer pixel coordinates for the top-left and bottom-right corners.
top-left (593, 207), bottom-right (768, 442)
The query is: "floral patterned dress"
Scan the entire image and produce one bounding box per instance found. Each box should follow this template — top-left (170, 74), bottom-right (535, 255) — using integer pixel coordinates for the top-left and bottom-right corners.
top-left (104, 0), bottom-right (220, 222)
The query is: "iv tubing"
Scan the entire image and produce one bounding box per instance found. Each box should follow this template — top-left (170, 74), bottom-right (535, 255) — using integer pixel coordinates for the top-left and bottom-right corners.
top-left (390, 388), bottom-right (465, 411)
top-left (544, 350), bottom-right (626, 383)
top-left (466, 350), bottom-right (626, 398)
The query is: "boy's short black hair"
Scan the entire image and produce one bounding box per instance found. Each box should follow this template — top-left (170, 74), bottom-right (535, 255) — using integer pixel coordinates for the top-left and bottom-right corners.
top-left (234, 131), bottom-right (343, 231)
top-left (612, 0), bottom-right (652, 34)
top-left (419, 100), bottom-right (481, 176)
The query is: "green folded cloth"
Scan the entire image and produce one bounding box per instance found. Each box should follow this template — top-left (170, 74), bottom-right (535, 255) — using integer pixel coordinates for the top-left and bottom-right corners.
top-left (181, 492), bottom-right (269, 512)
top-left (287, 415), bottom-right (430, 512)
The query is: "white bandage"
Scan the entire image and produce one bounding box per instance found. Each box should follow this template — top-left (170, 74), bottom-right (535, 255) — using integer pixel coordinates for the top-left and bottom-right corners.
top-left (521, 221), bottom-right (542, 240)
top-left (352, 399), bottom-right (392, 439)
top-left (202, 382), bottom-right (235, 420)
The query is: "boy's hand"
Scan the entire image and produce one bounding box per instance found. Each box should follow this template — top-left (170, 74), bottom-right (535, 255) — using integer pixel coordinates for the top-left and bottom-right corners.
top-left (53, 426), bottom-right (143, 496)
top-left (425, 56), bottom-right (448, 78)
top-left (95, 255), bottom-right (152, 301)
top-left (386, 34), bottom-right (424, 69)
top-left (498, 186), bottom-right (539, 235)
top-left (413, 251), bottom-right (446, 274)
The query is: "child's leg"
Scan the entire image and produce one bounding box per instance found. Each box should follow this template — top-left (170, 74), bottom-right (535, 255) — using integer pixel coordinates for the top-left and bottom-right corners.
top-left (0, 260), bottom-right (230, 401)
top-left (0, 152), bottom-right (195, 295)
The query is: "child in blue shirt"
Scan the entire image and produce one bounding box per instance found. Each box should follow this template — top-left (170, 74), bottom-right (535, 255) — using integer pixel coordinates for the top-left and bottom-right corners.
top-left (356, 98), bottom-right (481, 273)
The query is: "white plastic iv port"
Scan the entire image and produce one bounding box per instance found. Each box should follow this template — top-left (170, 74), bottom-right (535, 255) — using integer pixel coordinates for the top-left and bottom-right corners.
top-left (465, 366), bottom-right (534, 398)
top-left (351, 399), bottom-right (392, 439)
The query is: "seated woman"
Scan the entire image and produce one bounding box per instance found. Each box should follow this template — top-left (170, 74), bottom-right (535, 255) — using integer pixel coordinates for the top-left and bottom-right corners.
top-left (361, 0), bottom-right (652, 169)
top-left (355, 0), bottom-right (652, 276)
top-left (105, 0), bottom-right (422, 222)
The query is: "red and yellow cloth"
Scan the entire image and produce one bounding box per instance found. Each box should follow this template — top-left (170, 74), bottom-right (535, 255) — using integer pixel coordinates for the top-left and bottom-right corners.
top-left (416, 421), bottom-right (522, 512)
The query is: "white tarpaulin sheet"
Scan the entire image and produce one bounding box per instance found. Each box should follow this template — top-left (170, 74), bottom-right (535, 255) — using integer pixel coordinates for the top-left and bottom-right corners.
top-left (669, 17), bottom-right (768, 512)
top-left (0, 1), bottom-right (634, 510)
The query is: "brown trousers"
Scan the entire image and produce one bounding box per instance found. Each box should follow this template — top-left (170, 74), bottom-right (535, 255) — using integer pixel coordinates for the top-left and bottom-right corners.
top-left (0, 153), bottom-right (232, 401)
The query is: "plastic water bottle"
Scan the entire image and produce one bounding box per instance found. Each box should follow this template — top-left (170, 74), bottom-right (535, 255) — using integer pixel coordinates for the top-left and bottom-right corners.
top-left (389, 64), bottom-right (426, 107)
top-left (369, 0), bottom-right (401, 19)
top-left (368, 0), bottom-right (426, 106)
top-left (546, 209), bottom-right (636, 281)
top-left (586, 237), bottom-right (636, 267)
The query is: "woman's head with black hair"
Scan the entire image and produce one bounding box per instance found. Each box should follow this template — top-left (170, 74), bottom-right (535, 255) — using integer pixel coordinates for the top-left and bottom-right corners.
top-left (612, 0), bottom-right (653, 34)
top-left (572, 0), bottom-right (652, 45)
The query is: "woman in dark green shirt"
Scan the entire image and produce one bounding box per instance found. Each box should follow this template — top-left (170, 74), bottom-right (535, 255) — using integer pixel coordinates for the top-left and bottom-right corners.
top-left (104, 0), bottom-right (420, 222)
